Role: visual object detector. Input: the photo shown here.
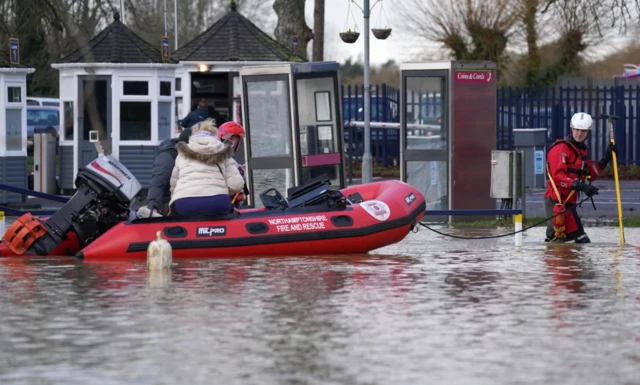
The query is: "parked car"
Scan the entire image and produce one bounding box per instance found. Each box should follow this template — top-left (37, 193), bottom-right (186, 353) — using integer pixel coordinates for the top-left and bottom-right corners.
top-left (342, 96), bottom-right (398, 123)
top-left (27, 105), bottom-right (60, 151)
top-left (27, 97), bottom-right (60, 107)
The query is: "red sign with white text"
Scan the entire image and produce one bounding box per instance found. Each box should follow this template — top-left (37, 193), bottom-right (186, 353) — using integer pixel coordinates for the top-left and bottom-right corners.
top-left (454, 70), bottom-right (493, 83)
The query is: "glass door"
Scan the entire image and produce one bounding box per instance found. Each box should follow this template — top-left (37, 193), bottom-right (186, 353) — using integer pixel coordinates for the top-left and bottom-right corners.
top-left (401, 71), bottom-right (449, 212)
top-left (242, 74), bottom-right (294, 207)
top-left (294, 73), bottom-right (345, 188)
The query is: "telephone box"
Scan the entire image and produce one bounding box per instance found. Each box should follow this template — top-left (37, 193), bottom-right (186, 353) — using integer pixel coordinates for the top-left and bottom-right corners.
top-left (240, 62), bottom-right (345, 207)
top-left (400, 61), bottom-right (497, 221)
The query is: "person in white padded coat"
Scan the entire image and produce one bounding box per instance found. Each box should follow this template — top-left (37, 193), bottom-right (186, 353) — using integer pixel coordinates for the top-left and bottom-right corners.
top-left (169, 119), bottom-right (245, 216)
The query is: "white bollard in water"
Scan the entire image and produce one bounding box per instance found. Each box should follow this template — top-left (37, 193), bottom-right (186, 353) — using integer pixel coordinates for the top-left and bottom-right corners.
top-left (514, 214), bottom-right (523, 247)
top-left (147, 231), bottom-right (172, 271)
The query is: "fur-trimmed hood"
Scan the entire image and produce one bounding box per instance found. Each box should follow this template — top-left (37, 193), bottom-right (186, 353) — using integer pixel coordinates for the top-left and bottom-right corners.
top-left (176, 136), bottom-right (234, 165)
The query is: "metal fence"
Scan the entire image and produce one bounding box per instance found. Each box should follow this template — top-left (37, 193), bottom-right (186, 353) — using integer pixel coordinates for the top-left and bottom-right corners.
top-left (340, 84), bottom-right (441, 167)
top-left (497, 85), bottom-right (639, 165)
top-left (341, 83), bottom-right (640, 166)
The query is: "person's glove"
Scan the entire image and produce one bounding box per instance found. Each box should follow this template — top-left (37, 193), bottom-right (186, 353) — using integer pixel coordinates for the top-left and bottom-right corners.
top-left (238, 164), bottom-right (245, 177)
top-left (599, 142), bottom-right (618, 168)
top-left (137, 206), bottom-right (163, 218)
top-left (572, 180), bottom-right (599, 197)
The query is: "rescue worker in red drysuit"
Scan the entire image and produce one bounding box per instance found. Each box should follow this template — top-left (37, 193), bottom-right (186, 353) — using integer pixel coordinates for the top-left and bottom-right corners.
top-left (544, 112), bottom-right (617, 243)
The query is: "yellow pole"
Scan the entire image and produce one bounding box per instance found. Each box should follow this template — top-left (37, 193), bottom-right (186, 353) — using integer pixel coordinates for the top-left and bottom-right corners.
top-left (608, 120), bottom-right (625, 245)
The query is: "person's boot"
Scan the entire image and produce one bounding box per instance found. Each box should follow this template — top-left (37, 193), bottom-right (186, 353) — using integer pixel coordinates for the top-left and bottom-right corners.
top-left (574, 234), bottom-right (591, 243)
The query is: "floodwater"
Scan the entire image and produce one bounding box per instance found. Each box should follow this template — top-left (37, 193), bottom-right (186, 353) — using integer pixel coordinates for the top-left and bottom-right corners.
top-left (0, 226), bottom-right (638, 385)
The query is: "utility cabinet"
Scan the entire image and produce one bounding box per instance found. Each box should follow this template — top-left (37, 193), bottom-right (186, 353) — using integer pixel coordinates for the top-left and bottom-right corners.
top-left (490, 150), bottom-right (526, 215)
top-left (490, 150), bottom-right (524, 198)
top-left (513, 128), bottom-right (547, 189)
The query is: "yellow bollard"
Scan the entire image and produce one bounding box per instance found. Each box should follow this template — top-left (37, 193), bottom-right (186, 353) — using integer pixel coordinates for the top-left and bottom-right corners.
top-left (147, 231), bottom-right (172, 271)
top-left (514, 214), bottom-right (523, 247)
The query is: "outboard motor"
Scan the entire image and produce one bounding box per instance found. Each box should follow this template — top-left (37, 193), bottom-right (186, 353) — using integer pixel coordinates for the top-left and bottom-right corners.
top-left (2, 152), bottom-right (141, 256)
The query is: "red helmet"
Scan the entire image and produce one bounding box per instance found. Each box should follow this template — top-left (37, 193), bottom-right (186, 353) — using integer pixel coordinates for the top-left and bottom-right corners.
top-left (218, 122), bottom-right (245, 141)
top-left (217, 122), bottom-right (245, 152)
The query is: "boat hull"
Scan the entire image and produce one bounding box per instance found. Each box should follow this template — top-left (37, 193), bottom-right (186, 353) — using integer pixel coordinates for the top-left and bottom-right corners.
top-left (4, 180), bottom-right (425, 259)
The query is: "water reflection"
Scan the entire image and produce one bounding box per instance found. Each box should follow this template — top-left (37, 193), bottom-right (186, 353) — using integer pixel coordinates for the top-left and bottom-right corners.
top-left (0, 228), bottom-right (639, 385)
top-left (543, 244), bottom-right (595, 317)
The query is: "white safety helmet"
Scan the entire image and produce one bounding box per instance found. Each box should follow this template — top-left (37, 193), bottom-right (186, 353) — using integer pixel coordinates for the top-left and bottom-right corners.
top-left (570, 112), bottom-right (593, 130)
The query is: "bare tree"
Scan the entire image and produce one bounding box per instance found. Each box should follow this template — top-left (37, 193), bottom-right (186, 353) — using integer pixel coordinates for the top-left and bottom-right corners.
top-left (539, 0), bottom-right (616, 81)
top-left (126, 0), bottom-right (274, 51)
top-left (396, 0), bottom-right (623, 85)
top-left (273, 0), bottom-right (313, 60)
top-left (395, 0), bottom-right (519, 68)
top-left (0, 0), bottom-right (113, 96)
top-left (542, 0), bottom-right (639, 34)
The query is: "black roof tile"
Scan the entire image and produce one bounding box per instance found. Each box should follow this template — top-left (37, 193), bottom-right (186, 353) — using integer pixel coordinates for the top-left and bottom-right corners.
top-left (172, 2), bottom-right (305, 62)
top-left (58, 12), bottom-right (176, 64)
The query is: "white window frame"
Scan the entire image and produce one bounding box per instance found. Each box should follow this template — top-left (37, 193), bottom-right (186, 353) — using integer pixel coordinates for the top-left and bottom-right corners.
top-left (118, 76), bottom-right (155, 145)
top-left (158, 77), bottom-right (174, 140)
top-left (6, 83), bottom-right (23, 106)
top-left (60, 100), bottom-right (74, 143)
top-left (57, 75), bottom-right (75, 145)
top-left (4, 82), bottom-right (26, 155)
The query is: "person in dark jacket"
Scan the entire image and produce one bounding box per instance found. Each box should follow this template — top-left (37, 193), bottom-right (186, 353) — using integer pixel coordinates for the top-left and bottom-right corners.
top-left (180, 99), bottom-right (210, 129)
top-left (137, 127), bottom-right (192, 217)
top-left (207, 105), bottom-right (227, 127)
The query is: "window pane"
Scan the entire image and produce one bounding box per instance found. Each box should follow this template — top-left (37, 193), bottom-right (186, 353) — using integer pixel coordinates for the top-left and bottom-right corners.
top-left (120, 101), bottom-right (151, 140)
top-left (64, 101), bottom-right (74, 141)
top-left (158, 101), bottom-right (172, 141)
top-left (123, 81), bottom-right (149, 96)
top-left (246, 79), bottom-right (291, 157)
top-left (175, 97), bottom-right (183, 131)
top-left (407, 160), bottom-right (448, 210)
top-left (6, 109), bottom-right (22, 151)
top-left (27, 108), bottom-right (59, 126)
top-left (160, 81), bottom-right (171, 96)
top-left (8, 87), bottom-right (21, 103)
top-left (175, 78), bottom-right (182, 92)
top-left (406, 76), bottom-right (445, 150)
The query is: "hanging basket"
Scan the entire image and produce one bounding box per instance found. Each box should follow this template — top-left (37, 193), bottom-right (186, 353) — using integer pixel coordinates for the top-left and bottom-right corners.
top-left (372, 28), bottom-right (392, 40)
top-left (340, 31), bottom-right (360, 44)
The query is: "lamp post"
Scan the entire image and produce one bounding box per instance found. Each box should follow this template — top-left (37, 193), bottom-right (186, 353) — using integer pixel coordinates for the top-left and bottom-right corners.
top-left (340, 0), bottom-right (391, 184)
top-left (361, 0), bottom-right (372, 184)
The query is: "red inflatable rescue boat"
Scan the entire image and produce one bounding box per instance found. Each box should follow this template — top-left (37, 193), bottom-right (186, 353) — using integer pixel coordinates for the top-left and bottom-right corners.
top-left (2, 180), bottom-right (425, 259)
top-left (79, 180), bottom-right (425, 259)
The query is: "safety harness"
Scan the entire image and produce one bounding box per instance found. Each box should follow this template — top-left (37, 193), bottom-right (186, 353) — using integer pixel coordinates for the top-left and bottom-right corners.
top-left (546, 165), bottom-right (575, 241)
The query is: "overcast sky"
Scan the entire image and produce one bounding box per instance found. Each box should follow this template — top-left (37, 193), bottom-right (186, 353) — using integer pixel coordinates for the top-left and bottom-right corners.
top-left (301, 0), bottom-right (443, 66)
top-left (256, 0), bottom-right (634, 69)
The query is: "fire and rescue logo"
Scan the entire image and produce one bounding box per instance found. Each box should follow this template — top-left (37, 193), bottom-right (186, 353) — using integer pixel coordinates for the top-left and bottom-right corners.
top-left (361, 200), bottom-right (391, 221)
